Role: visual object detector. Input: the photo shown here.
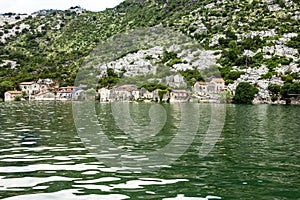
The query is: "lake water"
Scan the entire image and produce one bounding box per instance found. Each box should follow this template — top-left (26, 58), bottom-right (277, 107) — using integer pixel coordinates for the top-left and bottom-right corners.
top-left (0, 102), bottom-right (299, 200)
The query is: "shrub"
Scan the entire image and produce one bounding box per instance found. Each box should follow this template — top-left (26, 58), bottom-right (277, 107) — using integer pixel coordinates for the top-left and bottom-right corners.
top-left (233, 82), bottom-right (259, 104)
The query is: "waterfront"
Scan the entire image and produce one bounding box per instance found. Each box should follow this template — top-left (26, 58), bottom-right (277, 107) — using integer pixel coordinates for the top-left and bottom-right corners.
top-left (0, 102), bottom-right (299, 199)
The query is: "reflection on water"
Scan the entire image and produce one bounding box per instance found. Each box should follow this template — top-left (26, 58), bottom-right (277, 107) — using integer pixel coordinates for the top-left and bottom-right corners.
top-left (0, 102), bottom-right (299, 200)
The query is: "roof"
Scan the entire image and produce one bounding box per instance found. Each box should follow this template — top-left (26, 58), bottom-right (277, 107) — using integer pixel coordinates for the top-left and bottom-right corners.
top-left (198, 82), bottom-right (209, 85)
top-left (172, 90), bottom-right (187, 93)
top-left (212, 78), bottom-right (225, 83)
top-left (59, 90), bottom-right (73, 93)
top-left (20, 82), bottom-right (35, 85)
top-left (6, 91), bottom-right (22, 94)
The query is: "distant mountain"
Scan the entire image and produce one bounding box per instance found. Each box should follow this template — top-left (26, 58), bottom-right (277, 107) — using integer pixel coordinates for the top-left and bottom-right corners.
top-left (0, 0), bottom-right (299, 102)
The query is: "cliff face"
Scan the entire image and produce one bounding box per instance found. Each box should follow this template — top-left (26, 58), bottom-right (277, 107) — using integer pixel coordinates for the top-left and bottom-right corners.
top-left (0, 0), bottom-right (299, 102)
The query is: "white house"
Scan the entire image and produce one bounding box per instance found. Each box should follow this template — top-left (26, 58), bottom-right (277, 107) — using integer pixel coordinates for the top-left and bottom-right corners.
top-left (20, 81), bottom-right (40, 95)
top-left (193, 78), bottom-right (225, 96)
top-left (57, 90), bottom-right (72, 100)
top-left (143, 90), bottom-right (154, 99)
top-left (99, 88), bottom-right (111, 102)
top-left (4, 91), bottom-right (22, 102)
top-left (35, 91), bottom-right (56, 101)
top-left (193, 82), bottom-right (209, 95)
top-left (170, 90), bottom-right (188, 103)
top-left (211, 78), bottom-right (225, 92)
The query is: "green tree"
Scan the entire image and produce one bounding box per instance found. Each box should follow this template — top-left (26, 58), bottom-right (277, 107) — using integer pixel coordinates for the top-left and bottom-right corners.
top-left (14, 95), bottom-right (22, 101)
top-left (268, 84), bottom-right (281, 95)
top-left (268, 84), bottom-right (281, 102)
top-left (233, 82), bottom-right (259, 104)
top-left (0, 81), bottom-right (14, 101)
top-left (280, 82), bottom-right (292, 98)
top-left (279, 82), bottom-right (300, 104)
top-left (178, 69), bottom-right (204, 86)
top-left (98, 68), bottom-right (120, 89)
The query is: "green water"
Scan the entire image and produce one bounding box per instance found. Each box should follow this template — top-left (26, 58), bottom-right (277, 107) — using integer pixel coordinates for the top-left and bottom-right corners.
top-left (0, 102), bottom-right (299, 200)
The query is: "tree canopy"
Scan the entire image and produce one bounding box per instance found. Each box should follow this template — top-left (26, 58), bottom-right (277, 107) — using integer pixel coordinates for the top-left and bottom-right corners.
top-left (233, 82), bottom-right (259, 104)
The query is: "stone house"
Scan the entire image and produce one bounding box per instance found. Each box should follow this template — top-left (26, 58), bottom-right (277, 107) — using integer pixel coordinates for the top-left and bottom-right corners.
top-left (193, 78), bottom-right (225, 96)
top-left (193, 81), bottom-right (215, 95)
top-left (170, 90), bottom-right (189, 103)
top-left (109, 85), bottom-right (138, 102)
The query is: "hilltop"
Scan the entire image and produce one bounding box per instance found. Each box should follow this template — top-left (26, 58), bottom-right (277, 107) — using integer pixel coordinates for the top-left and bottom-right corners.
top-left (0, 0), bottom-right (299, 103)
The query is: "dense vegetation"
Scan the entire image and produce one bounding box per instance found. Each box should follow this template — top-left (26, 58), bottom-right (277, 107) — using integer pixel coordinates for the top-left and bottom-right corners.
top-left (233, 82), bottom-right (259, 104)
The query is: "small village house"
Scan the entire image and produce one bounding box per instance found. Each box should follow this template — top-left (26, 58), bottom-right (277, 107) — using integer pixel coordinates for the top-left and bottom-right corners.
top-left (20, 81), bottom-right (40, 95)
top-left (57, 86), bottom-right (78, 100)
top-left (193, 78), bottom-right (225, 97)
top-left (193, 82), bottom-right (209, 95)
top-left (142, 89), bottom-right (154, 99)
top-left (99, 88), bottom-right (111, 102)
top-left (170, 90), bottom-right (189, 103)
top-left (132, 88), bottom-right (146, 100)
top-left (35, 91), bottom-right (56, 101)
top-left (211, 78), bottom-right (225, 92)
top-left (37, 78), bottom-right (59, 93)
top-left (109, 85), bottom-right (138, 102)
top-left (4, 91), bottom-right (22, 102)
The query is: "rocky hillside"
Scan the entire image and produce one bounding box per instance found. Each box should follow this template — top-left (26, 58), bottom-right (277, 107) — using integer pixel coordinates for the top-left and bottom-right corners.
top-left (0, 0), bottom-right (299, 102)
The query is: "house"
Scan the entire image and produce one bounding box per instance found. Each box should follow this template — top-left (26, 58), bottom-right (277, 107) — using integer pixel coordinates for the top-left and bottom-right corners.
top-left (143, 89), bottom-right (154, 99)
top-left (57, 86), bottom-right (78, 100)
top-left (57, 90), bottom-right (73, 100)
top-left (4, 91), bottom-right (22, 102)
top-left (193, 82), bottom-right (215, 95)
top-left (193, 82), bottom-right (209, 95)
top-left (170, 90), bottom-right (189, 103)
top-left (211, 78), bottom-right (225, 92)
top-left (132, 88), bottom-right (146, 100)
top-left (193, 78), bottom-right (225, 96)
top-left (37, 78), bottom-right (59, 92)
top-left (35, 91), bottom-right (56, 101)
top-left (99, 88), bottom-right (111, 102)
top-left (110, 85), bottom-right (138, 102)
top-left (19, 81), bottom-right (40, 95)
